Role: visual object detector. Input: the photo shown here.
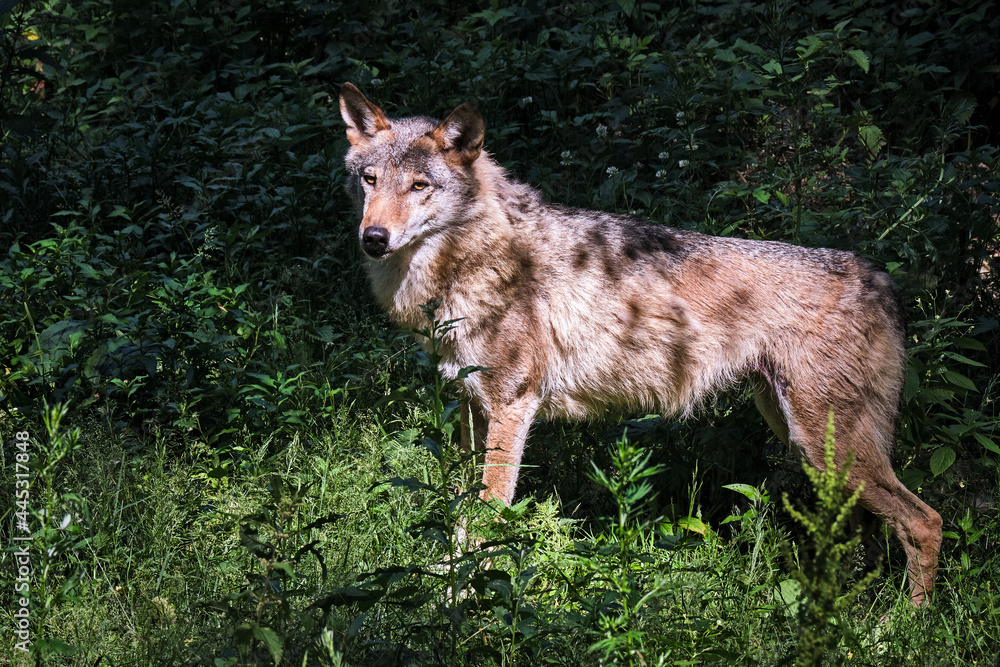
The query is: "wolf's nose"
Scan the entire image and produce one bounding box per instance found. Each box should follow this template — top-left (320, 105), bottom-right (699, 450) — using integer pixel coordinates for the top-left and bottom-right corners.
top-left (362, 226), bottom-right (390, 256)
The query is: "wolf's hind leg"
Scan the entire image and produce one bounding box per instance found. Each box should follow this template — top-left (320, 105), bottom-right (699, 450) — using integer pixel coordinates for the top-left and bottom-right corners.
top-left (766, 376), bottom-right (942, 605)
top-left (854, 468), bottom-right (942, 604)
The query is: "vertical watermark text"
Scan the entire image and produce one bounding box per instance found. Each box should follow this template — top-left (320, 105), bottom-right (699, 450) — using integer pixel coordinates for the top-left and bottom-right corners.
top-left (12, 429), bottom-right (32, 653)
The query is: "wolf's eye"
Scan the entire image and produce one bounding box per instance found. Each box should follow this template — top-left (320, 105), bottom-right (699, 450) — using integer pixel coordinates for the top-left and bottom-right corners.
top-left (363, 174), bottom-right (377, 185)
top-left (412, 182), bottom-right (429, 191)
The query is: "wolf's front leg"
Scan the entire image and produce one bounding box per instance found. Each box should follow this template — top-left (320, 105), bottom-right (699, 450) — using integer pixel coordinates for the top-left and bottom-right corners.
top-left (478, 395), bottom-right (540, 505)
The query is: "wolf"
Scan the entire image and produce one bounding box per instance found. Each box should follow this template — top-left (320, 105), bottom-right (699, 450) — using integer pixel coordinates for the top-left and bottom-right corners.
top-left (339, 82), bottom-right (942, 604)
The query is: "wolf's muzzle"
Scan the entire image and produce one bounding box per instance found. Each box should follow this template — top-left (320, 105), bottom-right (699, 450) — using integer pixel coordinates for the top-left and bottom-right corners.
top-left (362, 226), bottom-right (391, 257)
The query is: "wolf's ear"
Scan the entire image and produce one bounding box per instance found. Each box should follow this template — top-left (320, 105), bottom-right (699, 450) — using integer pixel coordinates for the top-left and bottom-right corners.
top-left (340, 82), bottom-right (391, 146)
top-left (431, 104), bottom-right (485, 166)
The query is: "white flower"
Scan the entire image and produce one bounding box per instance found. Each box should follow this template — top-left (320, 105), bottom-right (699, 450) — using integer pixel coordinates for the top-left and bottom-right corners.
top-left (560, 150), bottom-right (572, 165)
top-left (678, 159), bottom-right (690, 168)
top-left (605, 166), bottom-right (619, 177)
top-left (656, 169), bottom-right (667, 179)
top-left (658, 151), bottom-right (669, 160)
top-left (596, 124), bottom-right (608, 137)
top-left (521, 96), bottom-right (533, 105)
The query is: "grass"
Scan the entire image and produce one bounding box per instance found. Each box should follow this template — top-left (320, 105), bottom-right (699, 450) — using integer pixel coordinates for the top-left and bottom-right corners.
top-left (3, 352), bottom-right (998, 665)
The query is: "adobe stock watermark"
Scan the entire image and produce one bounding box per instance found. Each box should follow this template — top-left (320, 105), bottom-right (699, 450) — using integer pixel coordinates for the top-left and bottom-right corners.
top-left (12, 429), bottom-right (32, 653)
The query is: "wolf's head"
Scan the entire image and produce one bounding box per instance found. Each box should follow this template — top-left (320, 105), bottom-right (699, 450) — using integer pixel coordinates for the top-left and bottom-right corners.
top-left (339, 83), bottom-right (485, 260)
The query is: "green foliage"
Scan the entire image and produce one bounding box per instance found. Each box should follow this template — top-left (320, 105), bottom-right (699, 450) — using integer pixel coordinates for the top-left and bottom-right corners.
top-left (307, 303), bottom-right (530, 666)
top-left (565, 439), bottom-right (734, 665)
top-left (207, 476), bottom-right (341, 666)
top-left (899, 294), bottom-right (996, 488)
top-left (1, 0), bottom-right (999, 664)
top-left (578, 438), bottom-right (670, 664)
top-left (780, 413), bottom-right (879, 666)
top-left (0, 222), bottom-right (351, 445)
top-left (0, 0), bottom-right (59, 138)
top-left (23, 404), bottom-right (87, 665)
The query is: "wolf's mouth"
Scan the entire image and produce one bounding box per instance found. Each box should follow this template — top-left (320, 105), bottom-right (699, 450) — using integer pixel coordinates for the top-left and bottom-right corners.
top-left (362, 246), bottom-right (391, 259)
